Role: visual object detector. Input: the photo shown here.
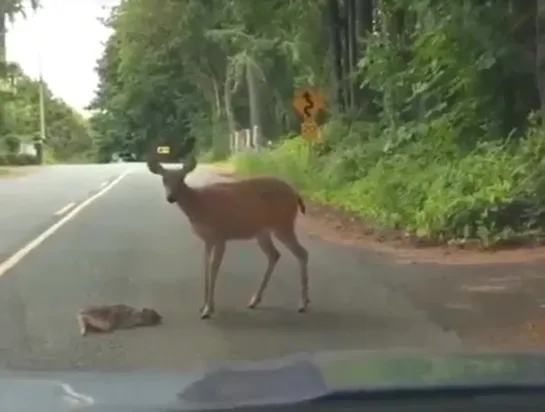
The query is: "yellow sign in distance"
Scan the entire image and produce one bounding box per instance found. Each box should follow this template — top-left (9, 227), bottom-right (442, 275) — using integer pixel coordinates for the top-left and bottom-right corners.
top-left (293, 88), bottom-right (325, 119)
top-left (156, 146), bottom-right (170, 154)
top-left (301, 118), bottom-right (321, 142)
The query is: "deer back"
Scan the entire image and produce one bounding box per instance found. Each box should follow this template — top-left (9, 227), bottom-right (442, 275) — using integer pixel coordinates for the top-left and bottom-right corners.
top-left (183, 176), bottom-right (302, 240)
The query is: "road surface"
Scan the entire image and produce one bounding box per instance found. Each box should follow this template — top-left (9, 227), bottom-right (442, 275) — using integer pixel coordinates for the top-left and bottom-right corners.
top-left (0, 163), bottom-right (542, 370)
top-left (0, 164), bottom-right (130, 264)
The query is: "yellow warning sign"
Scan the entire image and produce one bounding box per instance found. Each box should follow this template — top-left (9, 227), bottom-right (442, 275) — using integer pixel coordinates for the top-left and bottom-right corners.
top-left (301, 118), bottom-right (321, 142)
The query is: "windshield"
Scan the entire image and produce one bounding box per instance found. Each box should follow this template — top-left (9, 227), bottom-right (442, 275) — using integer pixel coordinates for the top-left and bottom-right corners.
top-left (0, 0), bottom-right (544, 399)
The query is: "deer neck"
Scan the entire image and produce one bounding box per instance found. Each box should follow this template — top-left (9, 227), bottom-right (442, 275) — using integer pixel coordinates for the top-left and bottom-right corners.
top-left (175, 182), bottom-right (199, 216)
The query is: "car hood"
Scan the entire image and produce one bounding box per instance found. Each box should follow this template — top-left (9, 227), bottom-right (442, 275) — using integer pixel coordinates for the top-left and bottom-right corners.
top-left (2, 350), bottom-right (545, 411)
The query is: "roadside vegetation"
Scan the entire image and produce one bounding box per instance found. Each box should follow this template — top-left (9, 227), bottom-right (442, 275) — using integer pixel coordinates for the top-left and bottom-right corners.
top-left (90, 0), bottom-right (545, 248)
top-left (0, 0), bottom-right (93, 165)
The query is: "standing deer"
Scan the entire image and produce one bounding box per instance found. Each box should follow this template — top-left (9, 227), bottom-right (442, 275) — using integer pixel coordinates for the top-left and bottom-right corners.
top-left (146, 150), bottom-right (309, 319)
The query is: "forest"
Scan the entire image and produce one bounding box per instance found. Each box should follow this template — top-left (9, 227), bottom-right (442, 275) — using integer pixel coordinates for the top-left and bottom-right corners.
top-left (0, 0), bottom-right (92, 165)
top-left (90, 0), bottom-right (545, 247)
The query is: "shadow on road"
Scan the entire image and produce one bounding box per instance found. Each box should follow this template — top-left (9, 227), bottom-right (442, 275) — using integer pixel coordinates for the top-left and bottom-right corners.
top-left (207, 307), bottom-right (383, 333)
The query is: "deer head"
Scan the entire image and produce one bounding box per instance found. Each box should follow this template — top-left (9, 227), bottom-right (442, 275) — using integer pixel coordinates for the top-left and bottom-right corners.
top-left (146, 145), bottom-right (197, 203)
top-left (139, 308), bottom-right (163, 325)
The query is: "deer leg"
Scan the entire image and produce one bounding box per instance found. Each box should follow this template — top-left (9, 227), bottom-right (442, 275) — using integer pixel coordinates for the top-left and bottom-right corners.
top-left (201, 241), bottom-right (226, 319)
top-left (77, 313), bottom-right (88, 336)
top-left (77, 314), bottom-right (113, 335)
top-left (201, 241), bottom-right (213, 313)
top-left (274, 227), bottom-right (310, 313)
top-left (248, 231), bottom-right (281, 309)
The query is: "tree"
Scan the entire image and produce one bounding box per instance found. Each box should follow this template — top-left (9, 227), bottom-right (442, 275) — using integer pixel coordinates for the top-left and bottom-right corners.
top-left (89, 0), bottom-right (327, 160)
top-left (89, 0), bottom-right (545, 245)
top-left (89, 0), bottom-right (213, 160)
top-left (1, 62), bottom-right (92, 162)
top-left (0, 0), bottom-right (40, 63)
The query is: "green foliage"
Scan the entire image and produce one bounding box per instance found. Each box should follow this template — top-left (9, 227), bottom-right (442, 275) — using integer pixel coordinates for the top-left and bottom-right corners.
top-left (0, 62), bottom-right (92, 163)
top-left (1, 1), bottom-right (91, 164)
top-left (88, 0), bottom-right (326, 161)
top-left (234, 126), bottom-right (545, 247)
top-left (3, 135), bottom-right (20, 153)
top-left (0, 152), bottom-right (38, 165)
top-left (89, 0), bottom-right (545, 246)
top-left (88, 0), bottom-right (219, 160)
top-left (232, 1), bottom-right (545, 247)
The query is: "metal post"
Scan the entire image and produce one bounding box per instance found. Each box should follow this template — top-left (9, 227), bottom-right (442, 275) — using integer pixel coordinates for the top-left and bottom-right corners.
top-left (35, 6), bottom-right (46, 164)
top-left (38, 75), bottom-right (45, 140)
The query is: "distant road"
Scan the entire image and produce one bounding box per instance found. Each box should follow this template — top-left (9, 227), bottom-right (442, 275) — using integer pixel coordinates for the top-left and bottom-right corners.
top-left (0, 163), bottom-right (463, 370)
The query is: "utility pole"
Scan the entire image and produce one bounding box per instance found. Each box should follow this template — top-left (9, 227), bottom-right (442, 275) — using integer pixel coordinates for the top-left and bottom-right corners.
top-left (38, 70), bottom-right (45, 140)
top-left (34, 5), bottom-right (46, 163)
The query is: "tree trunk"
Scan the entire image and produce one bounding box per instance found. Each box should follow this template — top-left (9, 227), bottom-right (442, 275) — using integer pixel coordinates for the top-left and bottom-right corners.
top-left (509, 1), bottom-right (540, 117)
top-left (537, 0), bottom-right (545, 110)
top-left (341, 3), bottom-right (351, 111)
top-left (246, 61), bottom-right (262, 148)
top-left (356, 0), bottom-right (375, 114)
top-left (346, 0), bottom-right (357, 111)
top-left (327, 0), bottom-right (345, 112)
top-left (211, 77), bottom-right (227, 155)
top-left (212, 78), bottom-right (222, 122)
top-left (0, 9), bottom-right (5, 65)
top-left (224, 78), bottom-right (236, 135)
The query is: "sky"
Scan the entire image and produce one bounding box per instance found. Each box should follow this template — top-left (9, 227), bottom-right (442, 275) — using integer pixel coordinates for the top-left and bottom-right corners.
top-left (6, 0), bottom-right (120, 115)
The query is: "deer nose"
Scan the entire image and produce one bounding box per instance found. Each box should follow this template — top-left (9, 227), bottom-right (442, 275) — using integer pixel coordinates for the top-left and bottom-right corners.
top-left (166, 195), bottom-right (176, 203)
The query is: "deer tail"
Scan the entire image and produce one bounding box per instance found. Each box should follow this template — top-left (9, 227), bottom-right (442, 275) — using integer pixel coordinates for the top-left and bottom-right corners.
top-left (297, 194), bottom-right (306, 214)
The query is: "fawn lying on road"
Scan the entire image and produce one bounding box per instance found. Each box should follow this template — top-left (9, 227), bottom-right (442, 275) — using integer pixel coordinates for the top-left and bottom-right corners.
top-left (77, 304), bottom-right (162, 336)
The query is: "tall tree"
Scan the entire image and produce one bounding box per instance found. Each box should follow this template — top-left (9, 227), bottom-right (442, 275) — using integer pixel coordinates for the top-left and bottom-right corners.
top-left (0, 0), bottom-right (39, 63)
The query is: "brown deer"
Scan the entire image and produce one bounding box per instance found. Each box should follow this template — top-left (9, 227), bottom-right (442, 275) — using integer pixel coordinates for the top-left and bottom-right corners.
top-left (146, 149), bottom-right (309, 319)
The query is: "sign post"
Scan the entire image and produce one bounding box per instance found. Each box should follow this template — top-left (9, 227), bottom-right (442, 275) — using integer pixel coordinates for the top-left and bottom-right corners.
top-left (292, 88), bottom-right (325, 162)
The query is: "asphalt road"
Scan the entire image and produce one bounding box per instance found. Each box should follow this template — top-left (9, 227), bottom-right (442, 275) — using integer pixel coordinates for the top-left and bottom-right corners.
top-left (0, 163), bottom-right (465, 370)
top-left (0, 164), bottom-right (132, 263)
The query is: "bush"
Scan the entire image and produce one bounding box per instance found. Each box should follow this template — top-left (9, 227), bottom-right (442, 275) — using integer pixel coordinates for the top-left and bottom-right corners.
top-left (3, 135), bottom-right (21, 153)
top-left (0, 153), bottom-right (39, 166)
top-left (233, 2), bottom-right (545, 248)
top-left (199, 147), bottom-right (229, 163)
top-left (232, 120), bottom-right (545, 247)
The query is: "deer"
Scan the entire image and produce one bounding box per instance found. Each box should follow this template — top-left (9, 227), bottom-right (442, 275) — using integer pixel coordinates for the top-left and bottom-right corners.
top-left (77, 304), bottom-right (162, 336)
top-left (146, 148), bottom-right (310, 320)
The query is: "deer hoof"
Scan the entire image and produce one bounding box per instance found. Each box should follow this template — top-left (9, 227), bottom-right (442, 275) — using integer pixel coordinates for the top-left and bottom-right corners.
top-left (297, 300), bottom-right (310, 313)
top-left (200, 306), bottom-right (213, 319)
top-left (247, 295), bottom-right (261, 309)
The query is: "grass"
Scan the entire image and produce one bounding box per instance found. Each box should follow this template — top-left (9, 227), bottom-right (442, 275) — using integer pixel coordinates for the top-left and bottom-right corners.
top-left (229, 122), bottom-right (545, 249)
top-left (202, 160), bottom-right (235, 174)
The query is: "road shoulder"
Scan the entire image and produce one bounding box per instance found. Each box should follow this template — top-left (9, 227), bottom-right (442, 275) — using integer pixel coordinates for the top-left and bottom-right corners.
top-left (203, 163), bottom-right (545, 266)
top-left (0, 166), bottom-right (39, 179)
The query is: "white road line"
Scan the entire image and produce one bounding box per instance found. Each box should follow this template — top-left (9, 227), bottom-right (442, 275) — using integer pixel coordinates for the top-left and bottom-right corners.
top-left (53, 202), bottom-right (75, 217)
top-left (0, 170), bottom-right (131, 278)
